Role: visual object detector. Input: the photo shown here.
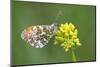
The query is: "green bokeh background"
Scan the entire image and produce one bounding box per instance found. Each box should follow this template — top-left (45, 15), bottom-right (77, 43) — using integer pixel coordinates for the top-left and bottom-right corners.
top-left (11, 1), bottom-right (96, 65)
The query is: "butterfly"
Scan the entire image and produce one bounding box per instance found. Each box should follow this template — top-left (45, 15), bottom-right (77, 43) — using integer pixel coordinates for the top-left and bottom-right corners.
top-left (21, 23), bottom-right (57, 48)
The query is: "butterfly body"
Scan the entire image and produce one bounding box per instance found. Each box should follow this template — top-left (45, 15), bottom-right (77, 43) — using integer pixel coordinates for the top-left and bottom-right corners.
top-left (21, 23), bottom-right (57, 48)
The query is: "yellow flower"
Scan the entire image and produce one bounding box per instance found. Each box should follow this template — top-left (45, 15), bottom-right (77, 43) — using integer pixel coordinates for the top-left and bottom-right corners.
top-left (54, 22), bottom-right (81, 52)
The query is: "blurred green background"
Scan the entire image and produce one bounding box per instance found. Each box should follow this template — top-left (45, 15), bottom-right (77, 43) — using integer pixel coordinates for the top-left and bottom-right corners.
top-left (11, 1), bottom-right (96, 65)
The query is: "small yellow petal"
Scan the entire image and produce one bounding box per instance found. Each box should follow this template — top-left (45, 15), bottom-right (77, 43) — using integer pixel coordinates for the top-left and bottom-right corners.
top-left (56, 37), bottom-right (64, 42)
top-left (76, 43), bottom-right (81, 46)
top-left (72, 35), bottom-right (77, 39)
top-left (65, 48), bottom-right (69, 52)
top-left (74, 38), bottom-right (79, 43)
top-left (69, 31), bottom-right (74, 35)
top-left (56, 31), bottom-right (62, 36)
top-left (61, 43), bottom-right (65, 46)
top-left (65, 33), bottom-right (69, 37)
top-left (54, 41), bottom-right (58, 45)
top-left (59, 27), bottom-right (64, 32)
top-left (74, 29), bottom-right (78, 35)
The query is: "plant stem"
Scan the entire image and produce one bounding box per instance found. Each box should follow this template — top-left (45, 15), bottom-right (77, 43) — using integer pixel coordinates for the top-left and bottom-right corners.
top-left (71, 47), bottom-right (76, 62)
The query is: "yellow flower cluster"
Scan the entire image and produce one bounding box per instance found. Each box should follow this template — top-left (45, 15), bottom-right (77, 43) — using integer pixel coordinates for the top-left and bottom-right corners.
top-left (54, 22), bottom-right (81, 52)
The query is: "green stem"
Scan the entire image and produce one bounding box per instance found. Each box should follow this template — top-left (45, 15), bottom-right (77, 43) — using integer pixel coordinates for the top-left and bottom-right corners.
top-left (71, 47), bottom-right (76, 62)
